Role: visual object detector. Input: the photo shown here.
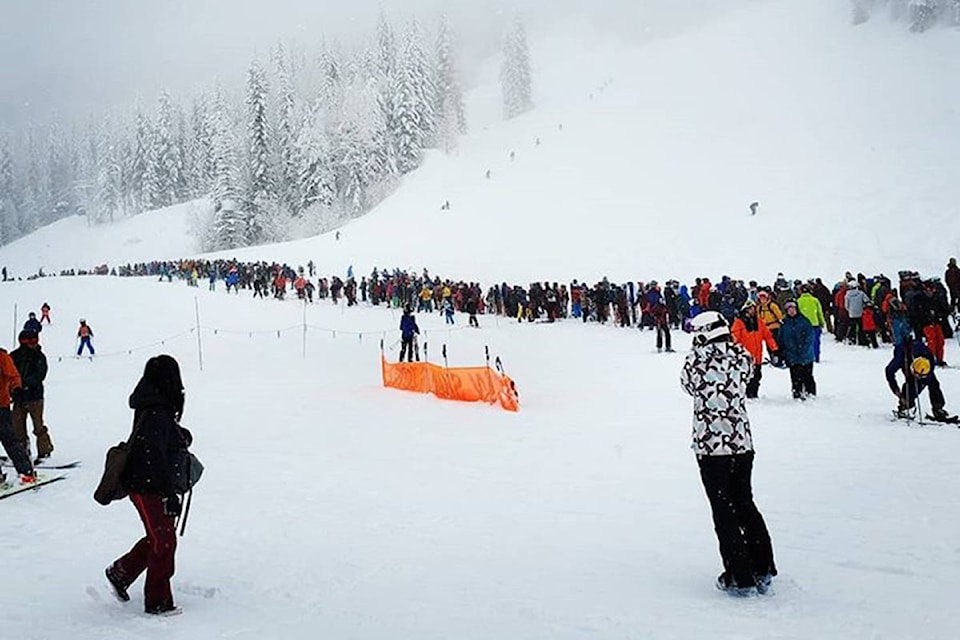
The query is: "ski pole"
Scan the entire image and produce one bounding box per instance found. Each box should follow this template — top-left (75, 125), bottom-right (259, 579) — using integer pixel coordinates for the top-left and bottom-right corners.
top-left (179, 489), bottom-right (193, 537)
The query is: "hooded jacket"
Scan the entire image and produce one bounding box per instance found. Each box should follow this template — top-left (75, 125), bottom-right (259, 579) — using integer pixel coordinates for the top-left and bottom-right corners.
top-left (0, 349), bottom-right (23, 407)
top-left (778, 313), bottom-right (816, 366)
top-left (121, 378), bottom-right (192, 497)
top-left (730, 312), bottom-right (778, 365)
top-left (680, 339), bottom-right (755, 456)
top-left (10, 344), bottom-right (47, 402)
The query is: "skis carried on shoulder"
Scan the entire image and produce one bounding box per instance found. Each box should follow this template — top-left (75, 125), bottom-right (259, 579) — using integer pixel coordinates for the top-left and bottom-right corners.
top-left (0, 473), bottom-right (67, 501)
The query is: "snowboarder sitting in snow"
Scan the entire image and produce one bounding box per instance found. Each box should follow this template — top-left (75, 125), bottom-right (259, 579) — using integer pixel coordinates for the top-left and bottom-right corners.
top-left (399, 307), bottom-right (420, 363)
top-left (886, 338), bottom-right (956, 423)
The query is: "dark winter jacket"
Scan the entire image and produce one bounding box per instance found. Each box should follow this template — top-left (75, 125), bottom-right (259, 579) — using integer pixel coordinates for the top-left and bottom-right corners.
top-left (886, 341), bottom-right (937, 396)
top-left (946, 264), bottom-right (960, 296)
top-left (777, 314), bottom-right (816, 366)
top-left (23, 317), bottom-right (43, 335)
top-left (121, 378), bottom-right (193, 498)
top-left (400, 314), bottom-right (419, 340)
top-left (10, 345), bottom-right (47, 402)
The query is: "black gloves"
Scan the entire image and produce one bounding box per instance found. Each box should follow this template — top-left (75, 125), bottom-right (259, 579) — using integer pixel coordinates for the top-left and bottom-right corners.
top-left (163, 495), bottom-right (182, 517)
top-left (10, 387), bottom-right (24, 405)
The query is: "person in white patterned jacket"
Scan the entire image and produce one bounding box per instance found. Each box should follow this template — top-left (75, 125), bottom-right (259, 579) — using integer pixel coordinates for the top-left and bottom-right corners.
top-left (681, 311), bottom-right (777, 597)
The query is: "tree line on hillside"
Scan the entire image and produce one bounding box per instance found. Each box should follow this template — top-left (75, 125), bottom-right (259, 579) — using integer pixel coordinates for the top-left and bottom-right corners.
top-left (851, 0), bottom-right (960, 30)
top-left (0, 12), bottom-right (534, 251)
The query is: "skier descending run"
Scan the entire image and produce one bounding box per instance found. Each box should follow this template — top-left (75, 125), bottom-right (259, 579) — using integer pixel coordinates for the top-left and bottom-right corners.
top-left (886, 338), bottom-right (957, 423)
top-left (680, 311), bottom-right (777, 596)
top-left (77, 319), bottom-right (95, 357)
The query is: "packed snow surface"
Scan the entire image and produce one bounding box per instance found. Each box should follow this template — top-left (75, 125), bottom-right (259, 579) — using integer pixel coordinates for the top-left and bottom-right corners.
top-left (1, 275), bottom-right (959, 639)
top-left (2, 0), bottom-right (960, 284)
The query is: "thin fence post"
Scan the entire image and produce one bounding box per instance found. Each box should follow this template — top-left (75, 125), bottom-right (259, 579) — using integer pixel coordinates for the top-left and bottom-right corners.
top-left (302, 299), bottom-right (307, 360)
top-left (194, 297), bottom-right (204, 371)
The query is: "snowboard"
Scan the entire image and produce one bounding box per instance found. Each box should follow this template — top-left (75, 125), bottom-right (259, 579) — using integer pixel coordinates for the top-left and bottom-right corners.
top-left (0, 473), bottom-right (67, 501)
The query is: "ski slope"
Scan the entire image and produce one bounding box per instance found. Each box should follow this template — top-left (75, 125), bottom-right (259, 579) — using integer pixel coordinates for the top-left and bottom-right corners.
top-left (1, 273), bottom-right (959, 639)
top-left (2, 0), bottom-right (960, 285)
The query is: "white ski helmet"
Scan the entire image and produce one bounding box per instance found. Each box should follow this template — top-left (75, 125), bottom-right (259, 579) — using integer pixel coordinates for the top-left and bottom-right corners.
top-left (690, 311), bottom-right (729, 345)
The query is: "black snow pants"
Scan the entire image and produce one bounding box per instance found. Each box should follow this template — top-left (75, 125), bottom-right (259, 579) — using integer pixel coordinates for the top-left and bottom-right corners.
top-left (656, 325), bottom-right (671, 351)
top-left (745, 364), bottom-right (762, 399)
top-left (789, 364), bottom-right (816, 398)
top-left (0, 407), bottom-right (34, 475)
top-left (399, 338), bottom-right (416, 363)
top-left (697, 452), bottom-right (776, 589)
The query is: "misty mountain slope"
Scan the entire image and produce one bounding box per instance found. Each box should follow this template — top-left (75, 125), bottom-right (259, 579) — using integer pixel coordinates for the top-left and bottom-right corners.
top-left (0, 200), bottom-right (202, 273)
top-left (248, 0), bottom-right (959, 283)
top-left (3, 0), bottom-right (959, 283)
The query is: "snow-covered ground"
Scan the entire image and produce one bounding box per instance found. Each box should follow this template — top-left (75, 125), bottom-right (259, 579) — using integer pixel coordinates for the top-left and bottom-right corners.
top-left (1, 274), bottom-right (959, 639)
top-left (2, 0), bottom-right (960, 284)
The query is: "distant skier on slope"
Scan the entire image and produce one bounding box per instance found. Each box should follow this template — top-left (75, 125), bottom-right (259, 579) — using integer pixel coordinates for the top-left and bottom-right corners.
top-left (681, 311), bottom-right (777, 596)
top-left (77, 319), bottom-right (95, 357)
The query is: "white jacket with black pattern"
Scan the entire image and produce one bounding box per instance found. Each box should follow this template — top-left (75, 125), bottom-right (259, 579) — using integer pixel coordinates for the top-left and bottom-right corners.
top-left (680, 339), bottom-right (755, 456)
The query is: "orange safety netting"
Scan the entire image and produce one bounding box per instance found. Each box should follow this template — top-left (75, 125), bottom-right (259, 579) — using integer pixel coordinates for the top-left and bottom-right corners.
top-left (381, 355), bottom-right (519, 412)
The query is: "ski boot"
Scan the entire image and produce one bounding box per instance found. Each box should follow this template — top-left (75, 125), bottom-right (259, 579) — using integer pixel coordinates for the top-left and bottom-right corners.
top-left (715, 573), bottom-right (757, 597)
top-left (105, 565), bottom-right (131, 602)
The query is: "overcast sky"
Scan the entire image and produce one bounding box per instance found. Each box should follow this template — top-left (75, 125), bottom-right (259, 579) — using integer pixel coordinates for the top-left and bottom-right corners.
top-left (0, 0), bottom-right (744, 130)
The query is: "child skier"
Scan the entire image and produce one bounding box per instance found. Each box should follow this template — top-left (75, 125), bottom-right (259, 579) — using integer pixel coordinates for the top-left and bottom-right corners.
top-left (77, 320), bottom-right (95, 356)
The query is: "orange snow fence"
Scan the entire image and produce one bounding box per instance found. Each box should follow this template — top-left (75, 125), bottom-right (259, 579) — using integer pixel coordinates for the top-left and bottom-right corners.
top-left (381, 356), bottom-right (519, 412)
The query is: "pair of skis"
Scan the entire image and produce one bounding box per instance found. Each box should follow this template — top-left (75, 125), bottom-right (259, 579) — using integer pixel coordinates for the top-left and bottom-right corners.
top-left (0, 473), bottom-right (67, 500)
top-left (0, 457), bottom-right (81, 470)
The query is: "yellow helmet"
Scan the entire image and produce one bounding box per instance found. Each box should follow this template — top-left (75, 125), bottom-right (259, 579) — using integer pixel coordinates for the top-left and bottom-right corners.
top-left (911, 357), bottom-right (932, 377)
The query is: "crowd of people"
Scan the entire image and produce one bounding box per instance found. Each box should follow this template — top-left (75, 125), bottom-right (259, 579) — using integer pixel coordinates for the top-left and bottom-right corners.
top-left (1, 255), bottom-right (958, 607)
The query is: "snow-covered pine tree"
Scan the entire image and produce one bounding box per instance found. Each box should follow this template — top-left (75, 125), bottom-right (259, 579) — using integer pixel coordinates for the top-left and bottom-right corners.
top-left (390, 21), bottom-right (435, 173)
top-left (296, 102), bottom-right (335, 213)
top-left (95, 122), bottom-right (123, 224)
top-left (127, 108), bottom-right (149, 211)
top-left (377, 11), bottom-right (397, 78)
top-left (210, 90), bottom-right (247, 249)
top-left (189, 95), bottom-right (216, 197)
top-left (44, 119), bottom-right (75, 224)
top-left (17, 132), bottom-right (44, 234)
top-left (500, 13), bottom-right (534, 120)
top-left (332, 76), bottom-right (386, 215)
top-left (155, 90), bottom-right (184, 207)
top-left (375, 14), bottom-right (401, 176)
top-left (245, 58), bottom-right (272, 241)
top-left (910, 0), bottom-right (939, 31)
top-left (0, 138), bottom-right (18, 243)
top-left (273, 43), bottom-right (301, 216)
top-left (409, 21), bottom-right (437, 147)
top-left (434, 13), bottom-right (467, 152)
